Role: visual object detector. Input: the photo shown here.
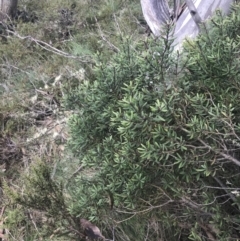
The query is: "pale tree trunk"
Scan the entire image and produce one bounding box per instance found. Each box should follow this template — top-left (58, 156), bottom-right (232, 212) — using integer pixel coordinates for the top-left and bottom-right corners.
top-left (174, 0), bottom-right (233, 49)
top-left (141, 0), bottom-right (234, 49)
top-left (140, 0), bottom-right (171, 36)
top-left (0, 0), bottom-right (18, 21)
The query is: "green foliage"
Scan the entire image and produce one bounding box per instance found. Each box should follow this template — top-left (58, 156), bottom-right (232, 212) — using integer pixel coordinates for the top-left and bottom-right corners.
top-left (0, 0), bottom-right (146, 239)
top-left (185, 8), bottom-right (240, 93)
top-left (3, 0), bottom-right (240, 240)
top-left (66, 30), bottom-right (176, 203)
top-left (3, 159), bottom-right (78, 239)
top-left (64, 5), bottom-right (240, 240)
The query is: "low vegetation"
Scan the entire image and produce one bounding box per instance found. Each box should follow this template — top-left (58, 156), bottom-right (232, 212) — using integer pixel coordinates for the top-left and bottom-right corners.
top-left (1, 0), bottom-right (240, 240)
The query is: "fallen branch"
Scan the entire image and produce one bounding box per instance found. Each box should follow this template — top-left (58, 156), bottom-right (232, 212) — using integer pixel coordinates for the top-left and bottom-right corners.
top-left (6, 30), bottom-right (92, 63)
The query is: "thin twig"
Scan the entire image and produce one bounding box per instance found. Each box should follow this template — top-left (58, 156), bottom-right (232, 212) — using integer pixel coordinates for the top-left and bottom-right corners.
top-left (198, 139), bottom-right (240, 167)
top-left (94, 17), bottom-right (120, 53)
top-left (6, 30), bottom-right (92, 63)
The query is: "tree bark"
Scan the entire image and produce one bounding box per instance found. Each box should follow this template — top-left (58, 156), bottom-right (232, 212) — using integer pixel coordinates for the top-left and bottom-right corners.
top-left (0, 0), bottom-right (18, 21)
top-left (173, 0), bottom-right (233, 49)
top-left (173, 0), bottom-right (181, 21)
top-left (140, 0), bottom-right (171, 36)
top-left (140, 0), bottom-right (234, 49)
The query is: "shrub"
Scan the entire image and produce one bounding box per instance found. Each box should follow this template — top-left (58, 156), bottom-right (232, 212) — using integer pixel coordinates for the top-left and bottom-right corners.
top-left (64, 6), bottom-right (240, 240)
